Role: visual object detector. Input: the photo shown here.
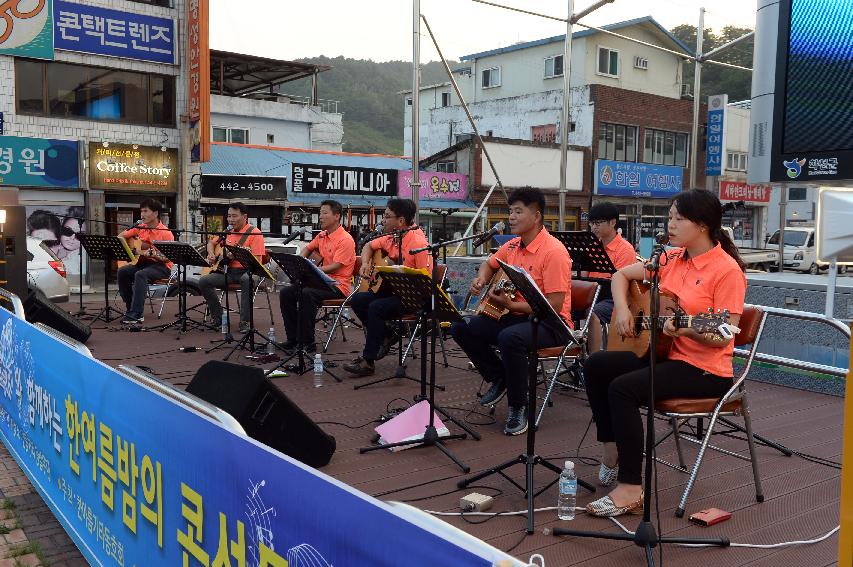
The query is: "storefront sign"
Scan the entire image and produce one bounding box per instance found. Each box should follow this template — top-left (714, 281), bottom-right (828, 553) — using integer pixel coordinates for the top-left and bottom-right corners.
top-left (188, 0), bottom-right (210, 163)
top-left (398, 171), bottom-right (467, 201)
top-left (88, 142), bottom-right (178, 192)
top-left (719, 181), bottom-right (771, 203)
top-left (292, 163), bottom-right (398, 197)
top-left (0, 136), bottom-right (78, 188)
top-left (705, 94), bottom-right (727, 176)
top-left (201, 175), bottom-right (286, 200)
top-left (0, 0), bottom-right (54, 59)
top-left (54, 1), bottom-right (176, 64)
top-left (594, 159), bottom-right (682, 199)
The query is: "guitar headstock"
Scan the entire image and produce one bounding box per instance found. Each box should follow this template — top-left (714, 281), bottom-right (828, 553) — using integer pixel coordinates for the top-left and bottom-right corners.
top-left (690, 309), bottom-right (730, 334)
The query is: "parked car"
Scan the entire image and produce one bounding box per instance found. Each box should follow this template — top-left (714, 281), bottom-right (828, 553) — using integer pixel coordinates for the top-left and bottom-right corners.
top-left (26, 237), bottom-right (70, 303)
top-left (766, 226), bottom-right (847, 274)
top-left (722, 227), bottom-right (779, 271)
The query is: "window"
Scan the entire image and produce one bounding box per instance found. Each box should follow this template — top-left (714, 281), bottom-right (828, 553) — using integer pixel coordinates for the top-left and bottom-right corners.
top-left (788, 187), bottom-right (808, 201)
top-left (406, 98), bottom-right (412, 106)
top-left (598, 123), bottom-right (638, 162)
top-left (267, 134), bottom-right (275, 144)
top-left (212, 127), bottom-right (228, 142)
top-left (643, 128), bottom-right (688, 167)
top-left (726, 151), bottom-right (748, 171)
top-left (436, 161), bottom-right (456, 173)
top-left (544, 55), bottom-right (564, 78)
top-left (16, 59), bottom-right (175, 126)
top-left (440, 92), bottom-right (451, 107)
top-left (532, 124), bottom-right (557, 144)
top-left (212, 127), bottom-right (249, 144)
top-left (633, 56), bottom-right (648, 70)
top-left (482, 67), bottom-right (501, 88)
top-left (597, 47), bottom-right (619, 77)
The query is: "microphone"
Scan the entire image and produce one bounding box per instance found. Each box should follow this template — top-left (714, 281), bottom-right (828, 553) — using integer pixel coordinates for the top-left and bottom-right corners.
top-left (280, 225), bottom-right (311, 245)
top-left (472, 221), bottom-right (505, 248)
top-left (358, 223), bottom-right (385, 247)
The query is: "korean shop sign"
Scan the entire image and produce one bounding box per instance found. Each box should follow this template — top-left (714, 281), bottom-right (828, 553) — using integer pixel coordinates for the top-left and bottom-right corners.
top-left (89, 142), bottom-right (178, 192)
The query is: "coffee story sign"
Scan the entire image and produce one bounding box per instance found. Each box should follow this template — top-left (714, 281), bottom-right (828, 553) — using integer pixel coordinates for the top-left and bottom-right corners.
top-left (88, 142), bottom-right (178, 192)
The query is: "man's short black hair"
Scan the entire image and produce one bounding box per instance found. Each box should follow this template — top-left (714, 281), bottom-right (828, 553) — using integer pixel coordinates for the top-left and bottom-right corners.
top-left (140, 198), bottom-right (164, 218)
top-left (588, 202), bottom-right (619, 222)
top-left (507, 187), bottom-right (546, 218)
top-left (320, 199), bottom-right (343, 218)
top-left (228, 202), bottom-right (249, 215)
top-left (386, 198), bottom-right (417, 225)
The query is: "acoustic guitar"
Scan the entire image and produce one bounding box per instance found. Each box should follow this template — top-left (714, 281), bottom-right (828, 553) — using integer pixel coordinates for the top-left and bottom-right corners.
top-left (358, 248), bottom-right (393, 292)
top-left (607, 280), bottom-right (734, 358)
top-left (117, 237), bottom-right (170, 268)
top-left (473, 268), bottom-right (518, 320)
top-left (201, 241), bottom-right (267, 276)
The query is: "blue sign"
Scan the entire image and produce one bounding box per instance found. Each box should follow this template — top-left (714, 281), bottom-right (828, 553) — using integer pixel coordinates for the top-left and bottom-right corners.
top-left (0, 309), bottom-right (511, 567)
top-left (54, 1), bottom-right (176, 64)
top-left (0, 136), bottom-right (79, 188)
top-left (595, 159), bottom-right (682, 199)
top-left (705, 94), bottom-right (727, 176)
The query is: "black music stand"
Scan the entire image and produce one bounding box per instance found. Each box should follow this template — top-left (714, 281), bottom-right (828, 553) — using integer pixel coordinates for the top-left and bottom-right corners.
top-left (265, 253), bottom-right (341, 382)
top-left (148, 241), bottom-right (215, 337)
top-left (76, 233), bottom-right (135, 324)
top-left (221, 245), bottom-right (279, 361)
top-left (457, 259), bottom-right (595, 533)
top-left (551, 231), bottom-right (617, 277)
top-left (359, 265), bottom-right (472, 472)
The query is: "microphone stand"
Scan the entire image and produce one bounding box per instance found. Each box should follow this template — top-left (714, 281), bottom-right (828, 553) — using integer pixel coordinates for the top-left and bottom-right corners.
top-left (206, 228), bottom-right (235, 352)
top-left (550, 241), bottom-right (730, 564)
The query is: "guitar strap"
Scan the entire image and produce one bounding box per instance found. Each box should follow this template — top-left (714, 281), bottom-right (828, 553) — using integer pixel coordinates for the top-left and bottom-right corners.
top-left (235, 225), bottom-right (254, 248)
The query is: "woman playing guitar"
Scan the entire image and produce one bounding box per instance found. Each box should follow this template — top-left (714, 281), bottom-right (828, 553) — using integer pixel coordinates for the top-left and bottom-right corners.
top-left (583, 189), bottom-right (747, 518)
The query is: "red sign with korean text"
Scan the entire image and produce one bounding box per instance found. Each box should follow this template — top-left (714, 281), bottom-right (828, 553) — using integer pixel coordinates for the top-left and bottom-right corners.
top-left (188, 0), bottom-right (210, 163)
top-left (719, 181), bottom-right (771, 202)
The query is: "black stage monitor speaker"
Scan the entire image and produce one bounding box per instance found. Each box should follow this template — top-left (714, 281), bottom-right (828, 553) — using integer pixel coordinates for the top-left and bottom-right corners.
top-left (24, 287), bottom-right (92, 344)
top-left (187, 361), bottom-right (336, 468)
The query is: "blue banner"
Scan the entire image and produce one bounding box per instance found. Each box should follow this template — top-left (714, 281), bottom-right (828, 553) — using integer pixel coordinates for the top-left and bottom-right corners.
top-left (595, 159), bottom-right (682, 199)
top-left (54, 1), bottom-right (175, 64)
top-left (0, 309), bottom-right (508, 567)
top-left (0, 136), bottom-right (79, 188)
top-left (705, 94), bottom-right (727, 176)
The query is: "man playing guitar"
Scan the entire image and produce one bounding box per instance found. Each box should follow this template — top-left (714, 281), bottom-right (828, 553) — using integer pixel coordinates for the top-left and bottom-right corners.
top-left (583, 189), bottom-right (747, 518)
top-left (450, 187), bottom-right (573, 436)
top-left (198, 202), bottom-right (266, 334)
top-left (344, 198), bottom-right (431, 377)
top-left (279, 199), bottom-right (355, 354)
top-left (584, 202), bottom-right (641, 352)
top-left (117, 198), bottom-right (174, 324)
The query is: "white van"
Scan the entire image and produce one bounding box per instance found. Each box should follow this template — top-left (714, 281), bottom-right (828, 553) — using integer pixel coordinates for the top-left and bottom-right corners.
top-left (766, 226), bottom-right (846, 274)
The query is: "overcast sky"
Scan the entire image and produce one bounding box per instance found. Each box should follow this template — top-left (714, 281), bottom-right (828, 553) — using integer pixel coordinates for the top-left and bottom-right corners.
top-left (209, 0), bottom-right (756, 62)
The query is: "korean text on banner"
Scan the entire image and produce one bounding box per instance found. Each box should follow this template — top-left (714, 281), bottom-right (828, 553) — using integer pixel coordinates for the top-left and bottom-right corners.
top-left (0, 136), bottom-right (78, 188)
top-left (0, 308), bottom-right (513, 567)
top-left (188, 0), bottom-right (210, 163)
top-left (595, 159), bottom-right (682, 199)
top-left (398, 171), bottom-right (467, 201)
top-left (706, 94), bottom-right (728, 177)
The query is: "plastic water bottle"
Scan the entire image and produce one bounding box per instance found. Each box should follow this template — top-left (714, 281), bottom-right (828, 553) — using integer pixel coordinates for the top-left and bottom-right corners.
top-left (266, 327), bottom-right (276, 355)
top-left (342, 308), bottom-right (351, 328)
top-left (313, 354), bottom-right (324, 388)
top-left (557, 460), bottom-right (577, 520)
top-left (221, 312), bottom-right (228, 335)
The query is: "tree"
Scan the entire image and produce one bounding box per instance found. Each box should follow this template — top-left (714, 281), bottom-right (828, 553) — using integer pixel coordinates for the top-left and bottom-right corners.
top-left (671, 24), bottom-right (753, 102)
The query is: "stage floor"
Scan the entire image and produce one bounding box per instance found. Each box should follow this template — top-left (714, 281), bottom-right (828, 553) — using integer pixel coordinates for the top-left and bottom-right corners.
top-left (42, 297), bottom-right (848, 565)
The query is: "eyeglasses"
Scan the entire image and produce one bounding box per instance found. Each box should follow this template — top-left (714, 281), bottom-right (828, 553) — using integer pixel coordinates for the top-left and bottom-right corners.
top-left (382, 213), bottom-right (400, 220)
top-left (589, 220), bottom-right (610, 227)
top-left (61, 226), bottom-right (77, 237)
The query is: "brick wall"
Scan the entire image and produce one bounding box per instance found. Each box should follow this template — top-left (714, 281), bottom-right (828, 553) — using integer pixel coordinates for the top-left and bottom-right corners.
top-left (590, 84), bottom-right (707, 189)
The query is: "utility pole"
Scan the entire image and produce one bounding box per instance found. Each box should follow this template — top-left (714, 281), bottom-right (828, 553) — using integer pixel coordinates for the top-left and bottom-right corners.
top-left (411, 0), bottom-right (421, 224)
top-left (689, 7), bottom-right (704, 190)
top-left (558, 0), bottom-right (575, 230)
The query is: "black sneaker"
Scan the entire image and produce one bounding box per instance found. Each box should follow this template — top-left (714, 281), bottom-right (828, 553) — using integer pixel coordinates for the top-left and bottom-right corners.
top-left (238, 321), bottom-right (251, 333)
top-left (375, 335), bottom-right (397, 361)
top-left (278, 340), bottom-right (298, 354)
top-left (343, 357), bottom-right (375, 376)
top-left (478, 381), bottom-right (507, 407)
top-left (121, 314), bottom-right (144, 324)
top-left (302, 343), bottom-right (317, 355)
top-left (504, 405), bottom-right (528, 436)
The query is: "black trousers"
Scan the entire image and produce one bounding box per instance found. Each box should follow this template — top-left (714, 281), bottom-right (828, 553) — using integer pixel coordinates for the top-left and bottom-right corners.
top-left (350, 290), bottom-right (407, 361)
top-left (583, 351), bottom-right (732, 485)
top-left (279, 285), bottom-right (343, 345)
top-left (451, 314), bottom-right (568, 407)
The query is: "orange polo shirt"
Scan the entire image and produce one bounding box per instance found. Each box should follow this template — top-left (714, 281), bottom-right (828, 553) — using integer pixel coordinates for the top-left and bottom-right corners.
top-left (306, 225), bottom-right (356, 295)
top-left (657, 244), bottom-right (746, 378)
top-left (220, 224), bottom-right (266, 270)
top-left (122, 222), bottom-right (175, 269)
top-left (370, 226), bottom-right (432, 271)
top-left (487, 228), bottom-right (573, 326)
top-left (588, 233), bottom-right (638, 279)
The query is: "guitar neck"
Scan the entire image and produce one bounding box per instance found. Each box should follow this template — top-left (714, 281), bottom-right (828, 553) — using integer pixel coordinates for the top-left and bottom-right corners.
top-left (635, 315), bottom-right (692, 331)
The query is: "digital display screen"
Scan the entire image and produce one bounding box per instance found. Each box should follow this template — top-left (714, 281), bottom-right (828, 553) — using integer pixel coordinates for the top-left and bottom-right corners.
top-left (782, 0), bottom-right (853, 154)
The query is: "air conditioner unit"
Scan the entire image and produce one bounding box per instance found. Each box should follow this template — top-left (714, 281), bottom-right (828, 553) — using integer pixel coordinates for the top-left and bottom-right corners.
top-left (680, 83), bottom-right (693, 98)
